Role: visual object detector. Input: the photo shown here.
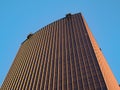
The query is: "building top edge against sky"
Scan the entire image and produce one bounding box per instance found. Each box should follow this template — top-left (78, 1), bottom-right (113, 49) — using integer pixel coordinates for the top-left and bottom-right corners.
top-left (22, 12), bottom-right (82, 44)
top-left (1, 12), bottom-right (120, 90)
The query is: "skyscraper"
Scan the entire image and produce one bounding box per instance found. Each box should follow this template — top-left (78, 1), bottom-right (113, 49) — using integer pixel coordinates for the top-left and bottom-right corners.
top-left (1, 13), bottom-right (120, 90)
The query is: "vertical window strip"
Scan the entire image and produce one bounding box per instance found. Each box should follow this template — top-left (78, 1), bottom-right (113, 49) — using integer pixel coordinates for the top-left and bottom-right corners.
top-left (66, 17), bottom-right (73, 90)
top-left (76, 14), bottom-right (90, 90)
top-left (35, 31), bottom-right (46, 89)
top-left (68, 16), bottom-right (78, 90)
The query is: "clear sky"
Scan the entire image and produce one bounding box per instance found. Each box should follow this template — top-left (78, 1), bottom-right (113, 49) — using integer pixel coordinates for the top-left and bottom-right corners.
top-left (0, 0), bottom-right (120, 87)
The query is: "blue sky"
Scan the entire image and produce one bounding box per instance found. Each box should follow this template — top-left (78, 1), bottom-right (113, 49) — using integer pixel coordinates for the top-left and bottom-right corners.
top-left (0, 0), bottom-right (120, 87)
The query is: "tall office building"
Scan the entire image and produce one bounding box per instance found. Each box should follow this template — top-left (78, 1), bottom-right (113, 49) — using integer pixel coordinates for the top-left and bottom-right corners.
top-left (1, 13), bottom-right (120, 90)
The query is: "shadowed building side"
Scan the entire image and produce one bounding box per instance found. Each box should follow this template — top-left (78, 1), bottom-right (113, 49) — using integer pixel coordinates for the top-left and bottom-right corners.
top-left (1, 13), bottom-right (119, 90)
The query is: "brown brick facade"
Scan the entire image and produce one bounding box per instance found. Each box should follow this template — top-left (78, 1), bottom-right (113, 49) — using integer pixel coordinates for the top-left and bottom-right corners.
top-left (1, 13), bottom-right (119, 90)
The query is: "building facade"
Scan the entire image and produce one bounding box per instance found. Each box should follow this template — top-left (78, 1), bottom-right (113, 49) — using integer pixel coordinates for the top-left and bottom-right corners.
top-left (1, 13), bottom-right (120, 90)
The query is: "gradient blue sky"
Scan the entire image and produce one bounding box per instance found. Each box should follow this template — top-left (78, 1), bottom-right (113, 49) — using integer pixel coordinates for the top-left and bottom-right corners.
top-left (0, 0), bottom-right (120, 87)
